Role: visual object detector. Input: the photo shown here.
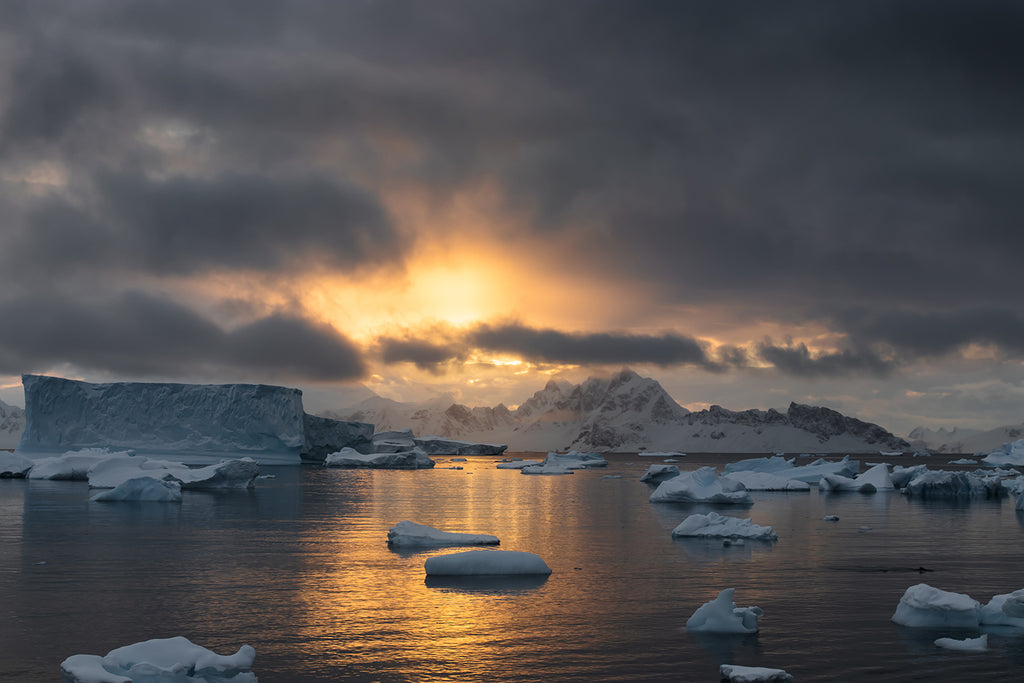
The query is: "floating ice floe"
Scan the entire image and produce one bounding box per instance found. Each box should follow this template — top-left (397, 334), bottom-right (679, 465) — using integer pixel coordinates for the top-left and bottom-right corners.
top-left (88, 455), bottom-right (259, 490)
top-left (686, 588), bottom-right (763, 633)
top-left (724, 455), bottom-right (794, 475)
top-left (496, 459), bottom-right (541, 469)
top-left (413, 436), bottom-right (507, 456)
top-left (948, 458), bottom-right (979, 465)
top-left (61, 636), bottom-right (256, 683)
top-left (520, 451), bottom-right (607, 475)
top-left (719, 664), bottom-right (793, 682)
top-left (979, 590), bottom-right (1024, 628)
top-left (982, 438), bottom-right (1024, 467)
top-left (672, 512), bottom-right (777, 541)
top-left (640, 464), bottom-right (680, 483)
top-left (424, 550), bottom-right (551, 576)
top-left (0, 451), bottom-right (33, 477)
top-left (892, 584), bottom-right (980, 628)
top-left (934, 634), bottom-right (988, 652)
top-left (638, 451), bottom-right (686, 458)
top-left (90, 477), bottom-right (183, 503)
top-left (324, 446), bottom-right (435, 469)
top-left (901, 470), bottom-right (1002, 500)
top-left (890, 464), bottom-right (929, 489)
top-left (823, 515), bottom-right (839, 522)
top-left (725, 470), bottom-right (811, 491)
top-left (819, 463), bottom-right (894, 493)
top-left (386, 521), bottom-right (499, 548)
top-left (786, 456), bottom-right (860, 483)
top-left (649, 467), bottom-right (752, 505)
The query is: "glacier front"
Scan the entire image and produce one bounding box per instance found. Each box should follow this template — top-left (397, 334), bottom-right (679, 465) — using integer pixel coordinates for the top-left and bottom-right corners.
top-left (17, 375), bottom-right (305, 465)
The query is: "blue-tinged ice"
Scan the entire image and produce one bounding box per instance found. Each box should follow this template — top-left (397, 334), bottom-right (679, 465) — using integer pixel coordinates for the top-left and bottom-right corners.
top-left (686, 588), bottom-right (762, 633)
top-left (61, 636), bottom-right (256, 682)
top-left (90, 477), bottom-right (183, 503)
top-left (387, 521), bottom-right (499, 548)
top-left (672, 512), bottom-right (777, 540)
top-left (649, 467), bottom-right (752, 505)
top-left (891, 583), bottom-right (980, 628)
top-left (424, 549), bottom-right (551, 576)
top-left (719, 664), bottom-right (793, 682)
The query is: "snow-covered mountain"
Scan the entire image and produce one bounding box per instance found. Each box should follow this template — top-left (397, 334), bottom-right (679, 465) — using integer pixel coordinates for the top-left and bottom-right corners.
top-left (0, 398), bottom-right (25, 449)
top-left (909, 424), bottom-right (1023, 454)
top-left (331, 369), bottom-right (910, 453)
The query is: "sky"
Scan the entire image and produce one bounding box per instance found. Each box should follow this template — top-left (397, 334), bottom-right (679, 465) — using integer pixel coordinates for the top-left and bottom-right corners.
top-left (1, 0), bottom-right (1023, 437)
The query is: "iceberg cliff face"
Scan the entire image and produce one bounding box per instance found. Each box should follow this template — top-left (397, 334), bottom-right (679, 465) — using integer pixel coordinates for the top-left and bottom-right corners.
top-left (0, 398), bottom-right (26, 449)
top-left (17, 375), bottom-right (305, 465)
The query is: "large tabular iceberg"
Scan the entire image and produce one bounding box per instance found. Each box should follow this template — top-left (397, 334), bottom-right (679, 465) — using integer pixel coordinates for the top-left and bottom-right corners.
top-left (61, 636), bottom-right (256, 683)
top-left (649, 467), bottom-right (752, 505)
top-left (672, 512), bottom-right (777, 540)
top-left (424, 550), bottom-right (552, 576)
top-left (686, 588), bottom-right (763, 633)
top-left (18, 374), bottom-right (304, 465)
top-left (387, 521), bottom-right (499, 548)
top-left (891, 583), bottom-right (980, 628)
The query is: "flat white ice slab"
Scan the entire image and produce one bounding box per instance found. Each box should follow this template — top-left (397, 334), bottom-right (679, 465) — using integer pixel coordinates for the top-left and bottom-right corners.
top-left (387, 521), bottom-right (499, 548)
top-left (649, 467), bottom-right (752, 505)
top-left (90, 477), bottom-right (182, 503)
top-left (934, 634), bottom-right (988, 652)
top-left (672, 512), bottom-right (777, 540)
top-left (424, 550), bottom-right (551, 576)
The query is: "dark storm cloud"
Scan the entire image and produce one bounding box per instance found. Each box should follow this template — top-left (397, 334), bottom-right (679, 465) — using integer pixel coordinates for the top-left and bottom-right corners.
top-left (756, 341), bottom-right (896, 378)
top-left (0, 290), bottom-right (366, 381)
top-left (378, 337), bottom-right (465, 371)
top-left (834, 308), bottom-right (1024, 359)
top-left (1, 0), bottom-right (1023, 382)
top-left (3, 172), bottom-right (398, 276)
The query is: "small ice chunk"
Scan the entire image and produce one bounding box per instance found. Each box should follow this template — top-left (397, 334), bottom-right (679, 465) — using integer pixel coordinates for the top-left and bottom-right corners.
top-left (387, 521), bottom-right (499, 548)
top-left (979, 589), bottom-right (1024, 627)
top-left (820, 463), bottom-right (894, 493)
top-left (672, 512), bottom-right (777, 541)
top-left (719, 664), bottom-right (793, 682)
top-left (496, 459), bottom-right (541, 469)
top-left (948, 458), bottom-right (978, 465)
top-left (90, 477), bottom-right (182, 503)
top-left (649, 467), bottom-right (752, 505)
top-left (934, 634), bottom-right (988, 652)
top-left (638, 451), bottom-right (686, 458)
top-left (424, 550), bottom-right (552, 576)
top-left (29, 449), bottom-right (133, 481)
top-left (60, 654), bottom-right (131, 683)
top-left (823, 515), bottom-right (840, 522)
top-left (640, 464), bottom-right (680, 483)
top-left (891, 583), bottom-right (980, 628)
top-left (324, 446), bottom-right (434, 469)
top-left (686, 588), bottom-right (762, 633)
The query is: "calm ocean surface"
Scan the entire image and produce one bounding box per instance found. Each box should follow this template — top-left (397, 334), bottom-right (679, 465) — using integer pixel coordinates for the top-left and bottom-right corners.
top-left (2, 453), bottom-right (1023, 682)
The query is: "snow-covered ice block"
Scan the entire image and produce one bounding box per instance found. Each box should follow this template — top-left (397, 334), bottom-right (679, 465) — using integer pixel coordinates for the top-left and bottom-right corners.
top-left (649, 467), bottom-right (752, 505)
top-left (0, 451), bottom-right (33, 477)
top-left (61, 636), bottom-right (256, 683)
top-left (686, 588), bottom-right (762, 633)
top-left (891, 583), bottom-right (980, 628)
top-left (88, 456), bottom-right (259, 490)
top-left (424, 550), bottom-right (551, 576)
top-left (982, 438), bottom-right (1024, 467)
top-left (324, 447), bottom-right (434, 469)
top-left (19, 374), bottom-right (303, 465)
top-left (890, 464), bottom-right (929, 489)
top-left (29, 449), bottom-right (133, 481)
top-left (545, 451), bottom-right (608, 468)
top-left (948, 458), bottom-right (978, 465)
top-left (719, 664), bottom-right (793, 682)
top-left (820, 463), bottom-right (894, 492)
top-left (786, 456), bottom-right (860, 483)
top-left (640, 464), bottom-right (680, 483)
top-left (726, 470), bottom-right (810, 491)
top-left (90, 477), bottom-right (182, 503)
top-left (934, 634), bottom-right (987, 652)
top-left (724, 455), bottom-right (794, 475)
top-left (672, 512), bottom-right (777, 541)
top-left (387, 521), bottom-right (499, 548)
top-left (979, 590), bottom-right (1024, 628)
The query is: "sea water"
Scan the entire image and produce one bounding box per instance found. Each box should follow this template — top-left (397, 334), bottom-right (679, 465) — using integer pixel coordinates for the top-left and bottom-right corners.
top-left (1, 453), bottom-right (1022, 681)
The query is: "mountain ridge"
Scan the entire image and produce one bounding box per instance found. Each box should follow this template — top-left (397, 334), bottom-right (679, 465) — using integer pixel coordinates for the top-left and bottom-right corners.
top-left (331, 369), bottom-right (911, 453)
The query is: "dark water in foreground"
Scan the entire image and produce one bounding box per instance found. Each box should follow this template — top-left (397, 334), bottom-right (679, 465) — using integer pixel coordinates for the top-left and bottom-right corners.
top-left (1, 453), bottom-right (1023, 682)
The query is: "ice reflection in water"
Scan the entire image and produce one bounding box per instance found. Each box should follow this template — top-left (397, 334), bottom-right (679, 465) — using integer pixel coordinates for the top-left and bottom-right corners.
top-left (0, 454), bottom-right (1023, 681)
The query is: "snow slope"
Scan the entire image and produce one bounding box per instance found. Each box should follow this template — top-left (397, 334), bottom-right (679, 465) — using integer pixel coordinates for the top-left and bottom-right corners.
top-left (334, 369), bottom-right (910, 453)
top-left (0, 398), bottom-right (25, 449)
